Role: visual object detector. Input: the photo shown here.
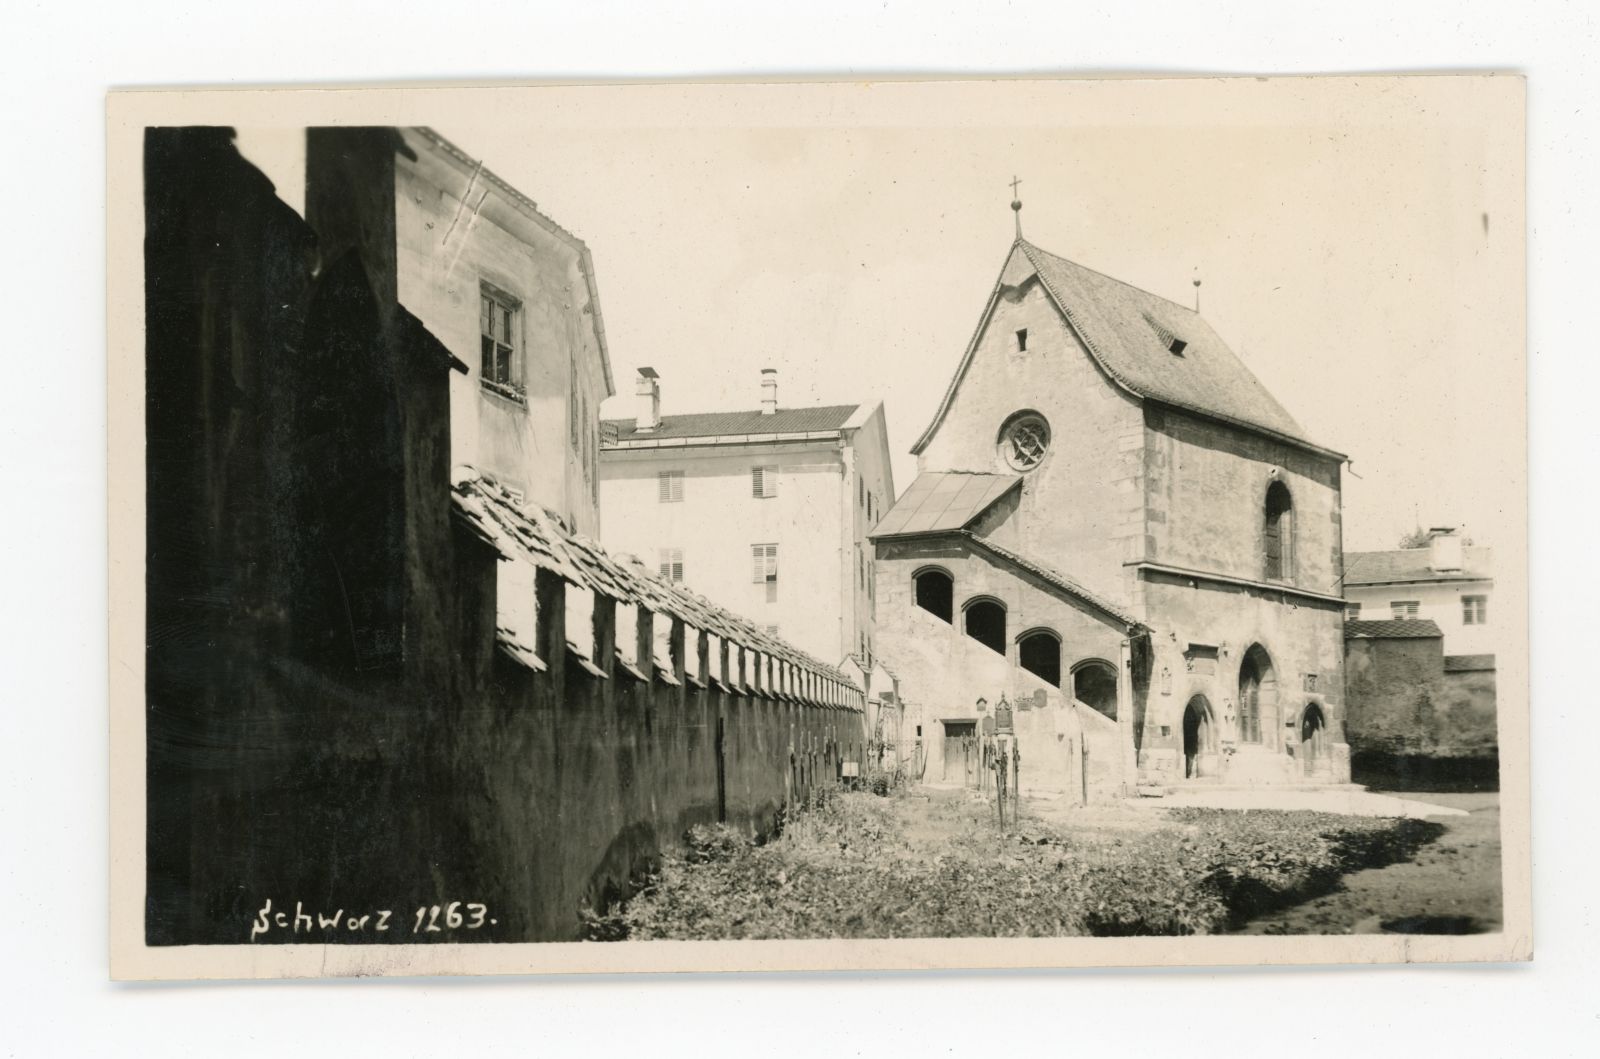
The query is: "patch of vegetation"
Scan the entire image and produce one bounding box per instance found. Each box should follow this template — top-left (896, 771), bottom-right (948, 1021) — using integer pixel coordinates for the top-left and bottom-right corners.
top-left (586, 792), bottom-right (1442, 941)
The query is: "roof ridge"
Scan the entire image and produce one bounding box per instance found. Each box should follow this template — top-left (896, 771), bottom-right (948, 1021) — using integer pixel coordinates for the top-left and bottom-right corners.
top-left (1019, 238), bottom-right (1199, 317)
top-left (603, 401), bottom-right (862, 424)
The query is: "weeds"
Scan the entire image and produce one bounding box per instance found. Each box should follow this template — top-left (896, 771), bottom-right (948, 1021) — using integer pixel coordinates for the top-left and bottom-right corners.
top-left (587, 792), bottom-right (1440, 940)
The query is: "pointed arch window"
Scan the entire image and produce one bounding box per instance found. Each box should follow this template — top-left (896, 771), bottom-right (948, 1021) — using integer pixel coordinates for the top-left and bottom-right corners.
top-left (1264, 480), bottom-right (1294, 581)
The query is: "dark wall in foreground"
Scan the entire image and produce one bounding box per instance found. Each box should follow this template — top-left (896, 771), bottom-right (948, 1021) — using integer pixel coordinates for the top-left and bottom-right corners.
top-left (144, 127), bottom-right (857, 945)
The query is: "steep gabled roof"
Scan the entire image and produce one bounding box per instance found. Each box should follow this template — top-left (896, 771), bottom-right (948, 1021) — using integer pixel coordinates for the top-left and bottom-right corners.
top-left (1344, 618), bottom-right (1444, 639)
top-left (912, 238), bottom-right (1344, 460)
top-left (603, 404), bottom-right (861, 444)
top-left (869, 471), bottom-right (1020, 539)
top-left (1344, 546), bottom-right (1494, 586)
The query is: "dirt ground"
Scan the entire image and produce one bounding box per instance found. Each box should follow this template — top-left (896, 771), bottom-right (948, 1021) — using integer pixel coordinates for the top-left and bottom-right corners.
top-left (1230, 791), bottom-right (1503, 935)
top-left (930, 784), bottom-right (1503, 936)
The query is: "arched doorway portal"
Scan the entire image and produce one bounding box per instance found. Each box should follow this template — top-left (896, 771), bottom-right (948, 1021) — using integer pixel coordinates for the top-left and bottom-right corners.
top-left (1182, 695), bottom-right (1216, 779)
top-left (1237, 644), bottom-right (1278, 747)
top-left (1299, 703), bottom-right (1329, 778)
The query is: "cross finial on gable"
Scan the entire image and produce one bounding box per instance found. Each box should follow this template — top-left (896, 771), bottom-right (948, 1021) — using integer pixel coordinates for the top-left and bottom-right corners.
top-left (1009, 175), bottom-right (1024, 238)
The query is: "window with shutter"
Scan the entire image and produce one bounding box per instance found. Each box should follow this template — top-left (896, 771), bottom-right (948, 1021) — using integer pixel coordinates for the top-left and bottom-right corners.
top-left (752, 544), bottom-right (778, 602)
top-left (658, 470), bottom-right (684, 503)
top-left (658, 548), bottom-right (684, 583)
top-left (751, 465), bottom-right (776, 499)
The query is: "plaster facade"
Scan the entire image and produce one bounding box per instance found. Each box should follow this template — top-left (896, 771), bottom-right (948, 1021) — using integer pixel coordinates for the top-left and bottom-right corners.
top-left (873, 535), bottom-right (1134, 800)
top-left (599, 399), bottom-right (894, 666)
top-left (309, 127), bottom-right (613, 538)
top-left (1343, 577), bottom-right (1497, 657)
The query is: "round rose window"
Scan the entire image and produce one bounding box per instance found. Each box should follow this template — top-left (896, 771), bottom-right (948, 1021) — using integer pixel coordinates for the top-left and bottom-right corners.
top-left (1000, 412), bottom-right (1051, 471)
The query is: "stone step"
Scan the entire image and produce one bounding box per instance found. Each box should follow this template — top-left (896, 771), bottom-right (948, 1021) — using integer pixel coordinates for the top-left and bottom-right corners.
top-left (1164, 781), bottom-right (1366, 794)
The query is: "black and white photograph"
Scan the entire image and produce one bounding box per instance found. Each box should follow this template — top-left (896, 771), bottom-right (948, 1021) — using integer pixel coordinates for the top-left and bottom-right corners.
top-left (107, 76), bottom-right (1529, 979)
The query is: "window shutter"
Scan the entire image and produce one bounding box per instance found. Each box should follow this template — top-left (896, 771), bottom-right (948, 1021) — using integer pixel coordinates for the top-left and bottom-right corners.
top-left (751, 466), bottom-right (763, 498)
top-left (659, 548), bottom-right (684, 583)
top-left (752, 544), bottom-right (777, 584)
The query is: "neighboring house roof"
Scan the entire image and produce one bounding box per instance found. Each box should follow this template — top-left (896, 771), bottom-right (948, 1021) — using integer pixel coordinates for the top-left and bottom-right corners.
top-left (603, 404), bottom-right (862, 444)
top-left (1344, 618), bottom-right (1444, 639)
top-left (1444, 654), bottom-right (1497, 673)
top-left (870, 471), bottom-right (1021, 539)
top-left (1344, 546), bottom-right (1494, 585)
top-left (840, 653), bottom-right (900, 682)
top-left (913, 238), bottom-right (1343, 459)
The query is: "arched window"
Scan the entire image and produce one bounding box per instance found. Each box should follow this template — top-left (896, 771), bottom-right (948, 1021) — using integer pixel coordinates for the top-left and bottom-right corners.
top-left (1071, 659), bottom-right (1118, 721)
top-left (963, 598), bottom-right (1007, 655)
top-left (1018, 629), bottom-right (1062, 687)
top-left (913, 567), bottom-right (954, 623)
top-left (1264, 480), bottom-right (1293, 581)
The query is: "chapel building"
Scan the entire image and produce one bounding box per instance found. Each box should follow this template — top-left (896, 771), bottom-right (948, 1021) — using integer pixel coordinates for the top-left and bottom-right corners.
top-left (871, 231), bottom-right (1351, 797)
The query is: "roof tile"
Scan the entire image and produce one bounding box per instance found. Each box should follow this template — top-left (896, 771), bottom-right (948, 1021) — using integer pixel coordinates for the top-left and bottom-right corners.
top-left (1019, 241), bottom-right (1322, 449)
top-left (1344, 618), bottom-right (1444, 639)
top-left (1344, 546), bottom-right (1494, 585)
top-left (452, 468), bottom-right (861, 704)
top-left (1444, 654), bottom-right (1496, 673)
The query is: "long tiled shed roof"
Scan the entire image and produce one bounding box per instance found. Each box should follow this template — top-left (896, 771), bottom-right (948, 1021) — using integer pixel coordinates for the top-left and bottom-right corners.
top-left (604, 404), bottom-right (860, 443)
top-left (451, 468), bottom-right (861, 706)
top-left (1344, 547), bottom-right (1494, 585)
top-left (913, 238), bottom-right (1344, 458)
top-left (1344, 618), bottom-right (1444, 639)
top-left (962, 532), bottom-right (1143, 631)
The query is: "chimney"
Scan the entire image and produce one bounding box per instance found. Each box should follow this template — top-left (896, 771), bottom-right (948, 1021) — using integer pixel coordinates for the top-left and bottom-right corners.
top-left (635, 367), bottom-right (660, 432)
top-left (760, 368), bottom-right (778, 416)
top-left (1427, 526), bottom-right (1463, 572)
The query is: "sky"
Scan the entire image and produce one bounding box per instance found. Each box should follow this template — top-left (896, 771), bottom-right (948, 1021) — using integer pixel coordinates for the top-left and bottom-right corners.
top-left (235, 77), bottom-right (1523, 554)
